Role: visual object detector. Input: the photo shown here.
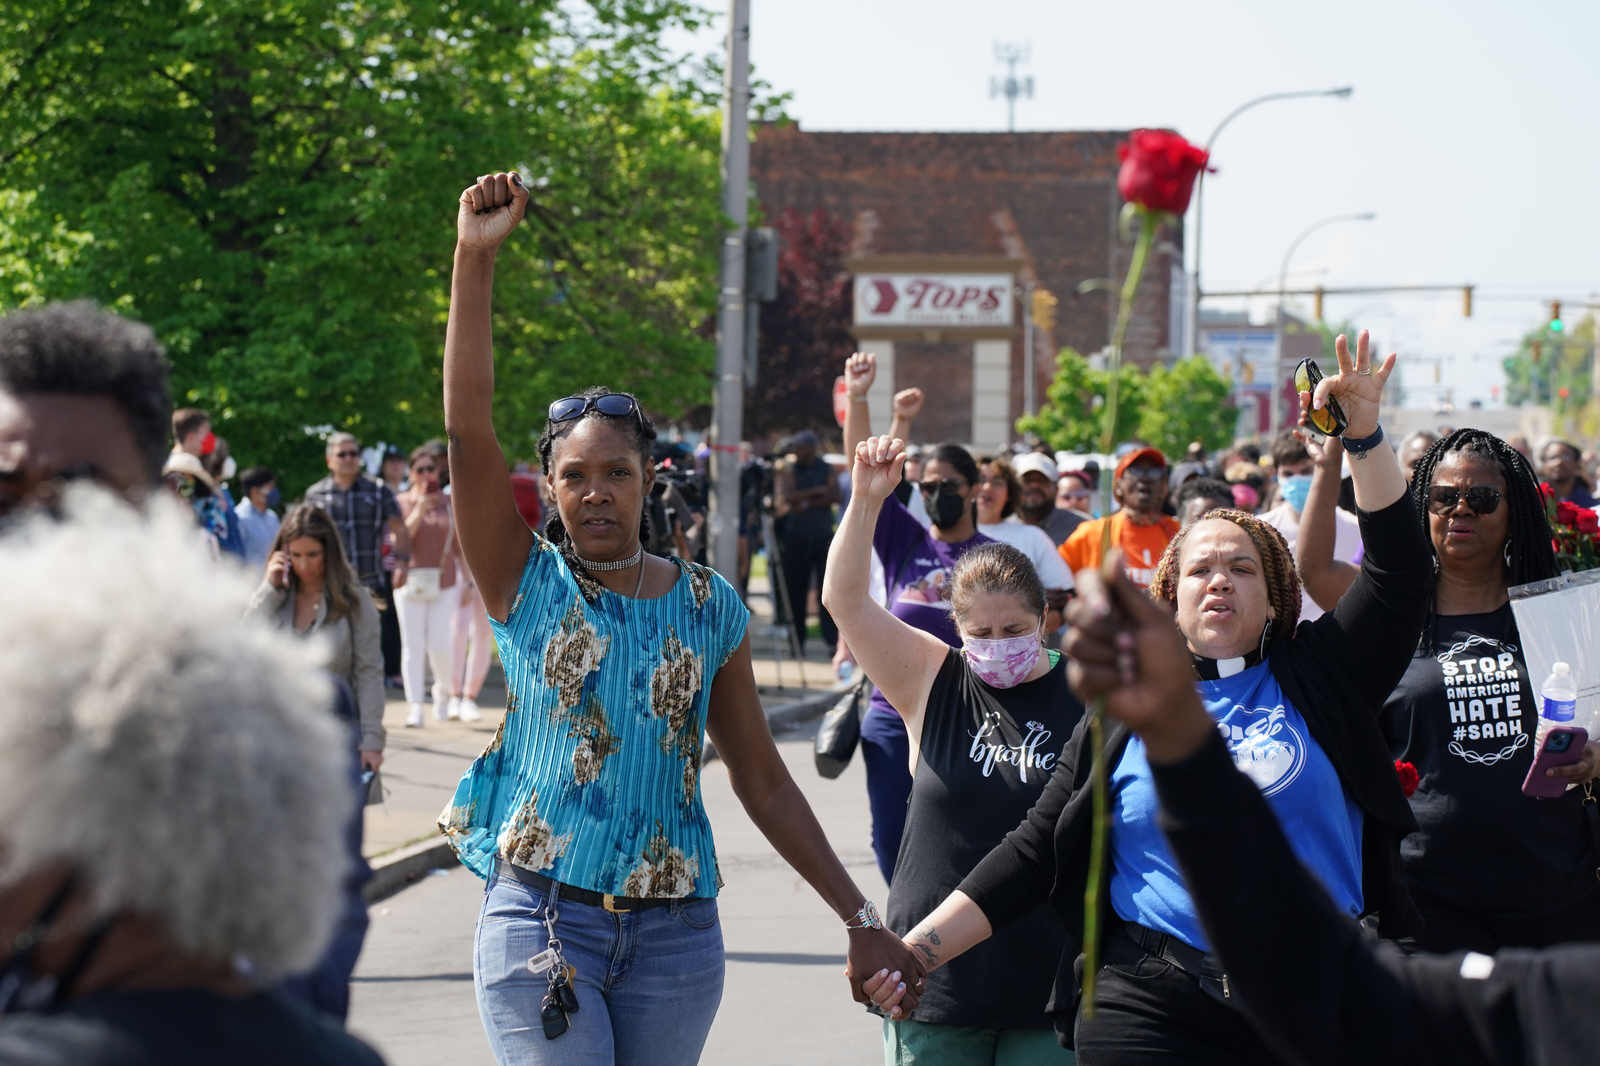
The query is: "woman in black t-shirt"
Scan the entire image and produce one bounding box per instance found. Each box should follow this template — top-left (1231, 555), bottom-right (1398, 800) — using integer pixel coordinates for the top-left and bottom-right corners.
top-left (1303, 427), bottom-right (1600, 951)
top-left (823, 435), bottom-right (1084, 1065)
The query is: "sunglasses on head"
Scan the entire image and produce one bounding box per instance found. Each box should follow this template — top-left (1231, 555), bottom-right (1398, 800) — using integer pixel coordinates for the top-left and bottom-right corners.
top-left (919, 478), bottom-right (966, 497)
top-left (1292, 358), bottom-right (1349, 438)
top-left (548, 392), bottom-right (641, 425)
top-left (1427, 485), bottom-right (1504, 516)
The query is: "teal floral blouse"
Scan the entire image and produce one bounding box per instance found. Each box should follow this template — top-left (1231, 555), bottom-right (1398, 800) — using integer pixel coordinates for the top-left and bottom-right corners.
top-left (439, 536), bottom-right (748, 898)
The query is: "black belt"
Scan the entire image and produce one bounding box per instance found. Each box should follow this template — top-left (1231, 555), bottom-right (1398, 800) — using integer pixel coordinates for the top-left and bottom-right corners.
top-left (1119, 922), bottom-right (1232, 1002)
top-left (500, 863), bottom-right (686, 914)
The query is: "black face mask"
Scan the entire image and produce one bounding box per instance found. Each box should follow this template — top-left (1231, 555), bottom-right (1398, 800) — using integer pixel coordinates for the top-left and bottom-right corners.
top-left (927, 487), bottom-right (968, 530)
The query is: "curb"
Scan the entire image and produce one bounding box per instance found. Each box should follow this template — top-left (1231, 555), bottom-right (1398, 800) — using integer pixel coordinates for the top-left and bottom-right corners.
top-left (365, 836), bottom-right (456, 904)
top-left (363, 681), bottom-right (854, 900)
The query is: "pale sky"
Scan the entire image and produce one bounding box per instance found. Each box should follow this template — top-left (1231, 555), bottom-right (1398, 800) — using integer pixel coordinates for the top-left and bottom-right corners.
top-left (677, 0), bottom-right (1600, 410)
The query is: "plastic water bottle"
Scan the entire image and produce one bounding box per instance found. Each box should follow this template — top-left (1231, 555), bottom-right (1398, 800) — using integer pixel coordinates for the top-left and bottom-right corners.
top-left (1541, 663), bottom-right (1577, 723)
top-left (1536, 662), bottom-right (1578, 748)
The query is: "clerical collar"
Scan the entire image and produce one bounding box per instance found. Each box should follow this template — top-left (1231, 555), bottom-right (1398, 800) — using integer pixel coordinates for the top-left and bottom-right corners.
top-left (1191, 644), bottom-right (1269, 681)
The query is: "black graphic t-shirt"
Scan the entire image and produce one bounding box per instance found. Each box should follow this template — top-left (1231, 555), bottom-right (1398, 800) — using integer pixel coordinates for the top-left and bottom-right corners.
top-left (1384, 605), bottom-right (1598, 914)
top-left (886, 648), bottom-right (1085, 1028)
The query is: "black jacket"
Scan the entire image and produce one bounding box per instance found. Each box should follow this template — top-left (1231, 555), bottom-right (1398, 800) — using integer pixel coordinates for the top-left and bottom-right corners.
top-left (1154, 729), bottom-right (1598, 1066)
top-left (958, 493), bottom-right (1429, 1022)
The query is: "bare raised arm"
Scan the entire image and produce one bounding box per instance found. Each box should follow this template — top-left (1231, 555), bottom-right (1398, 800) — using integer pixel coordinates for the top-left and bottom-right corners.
top-left (841, 351), bottom-right (877, 459)
top-left (443, 171), bottom-right (537, 622)
top-left (821, 435), bottom-right (949, 736)
top-left (1296, 429), bottom-right (1358, 613)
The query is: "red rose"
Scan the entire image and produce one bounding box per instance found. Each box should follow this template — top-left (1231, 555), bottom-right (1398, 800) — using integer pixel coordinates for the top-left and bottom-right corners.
top-left (1116, 130), bottom-right (1212, 215)
top-left (1578, 509), bottom-right (1600, 535)
top-left (1539, 482), bottom-right (1556, 503)
top-left (1556, 500), bottom-right (1581, 527)
top-left (1394, 759), bottom-right (1420, 798)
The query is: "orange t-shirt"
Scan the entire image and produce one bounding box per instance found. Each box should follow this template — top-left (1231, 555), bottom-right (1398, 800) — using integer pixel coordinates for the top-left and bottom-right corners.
top-left (1057, 512), bottom-right (1180, 589)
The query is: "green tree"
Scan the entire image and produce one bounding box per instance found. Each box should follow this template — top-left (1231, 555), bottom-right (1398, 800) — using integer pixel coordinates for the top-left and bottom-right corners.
top-left (1018, 348), bottom-right (1234, 456)
top-left (1138, 356), bottom-right (1237, 458)
top-left (1502, 315), bottom-right (1597, 429)
top-left (0, 0), bottom-right (733, 493)
top-left (1016, 347), bottom-right (1144, 452)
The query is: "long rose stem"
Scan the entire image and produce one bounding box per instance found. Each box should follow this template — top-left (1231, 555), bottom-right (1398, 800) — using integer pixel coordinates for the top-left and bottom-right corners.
top-left (1080, 208), bottom-right (1159, 1019)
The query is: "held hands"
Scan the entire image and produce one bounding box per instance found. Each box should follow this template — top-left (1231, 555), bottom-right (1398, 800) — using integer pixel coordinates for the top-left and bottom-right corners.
top-left (1063, 556), bottom-right (1214, 764)
top-left (892, 387), bottom-right (924, 421)
top-left (1311, 330), bottom-right (1396, 439)
top-left (456, 171), bottom-right (529, 252)
top-left (844, 351), bottom-right (877, 400)
top-left (852, 435), bottom-right (906, 504)
top-left (846, 928), bottom-right (926, 1020)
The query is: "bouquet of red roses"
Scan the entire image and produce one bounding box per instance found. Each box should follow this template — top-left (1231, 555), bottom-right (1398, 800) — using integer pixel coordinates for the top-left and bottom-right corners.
top-left (1540, 483), bottom-right (1600, 572)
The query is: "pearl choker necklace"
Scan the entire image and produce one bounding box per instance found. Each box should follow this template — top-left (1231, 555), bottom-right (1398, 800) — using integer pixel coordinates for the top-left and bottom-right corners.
top-left (572, 545), bottom-right (644, 572)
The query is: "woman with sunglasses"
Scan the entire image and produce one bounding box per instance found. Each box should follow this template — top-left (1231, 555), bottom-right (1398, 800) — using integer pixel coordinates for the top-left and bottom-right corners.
top-left (395, 444), bottom-right (465, 728)
top-left (1301, 427), bottom-right (1600, 952)
top-left (439, 172), bottom-right (922, 1065)
top-left (866, 333), bottom-right (1432, 1064)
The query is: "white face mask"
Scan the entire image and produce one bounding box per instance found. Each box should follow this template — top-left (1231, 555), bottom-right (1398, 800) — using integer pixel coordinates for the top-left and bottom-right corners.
top-left (962, 625), bottom-right (1043, 689)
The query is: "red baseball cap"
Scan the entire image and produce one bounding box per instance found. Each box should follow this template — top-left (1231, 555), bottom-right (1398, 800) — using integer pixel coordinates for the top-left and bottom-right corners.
top-left (1114, 447), bottom-right (1167, 480)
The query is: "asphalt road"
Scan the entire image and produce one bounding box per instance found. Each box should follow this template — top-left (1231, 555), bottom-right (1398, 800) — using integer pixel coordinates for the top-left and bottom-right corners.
top-left (348, 724), bottom-right (890, 1065)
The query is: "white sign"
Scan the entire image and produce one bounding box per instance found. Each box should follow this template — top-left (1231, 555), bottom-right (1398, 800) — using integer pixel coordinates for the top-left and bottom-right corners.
top-left (853, 273), bottom-right (1014, 329)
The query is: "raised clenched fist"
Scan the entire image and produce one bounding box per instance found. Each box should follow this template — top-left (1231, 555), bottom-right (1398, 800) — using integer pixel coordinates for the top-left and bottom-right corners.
top-left (844, 352), bottom-right (877, 400)
top-left (456, 171), bottom-right (529, 252)
top-left (892, 388), bottom-right (924, 420)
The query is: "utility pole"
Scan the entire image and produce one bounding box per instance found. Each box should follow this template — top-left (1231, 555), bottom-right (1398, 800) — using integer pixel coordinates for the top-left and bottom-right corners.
top-left (990, 43), bottom-right (1032, 132)
top-left (710, 0), bottom-right (749, 583)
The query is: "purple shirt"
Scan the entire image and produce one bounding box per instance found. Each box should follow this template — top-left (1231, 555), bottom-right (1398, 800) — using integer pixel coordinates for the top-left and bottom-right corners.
top-left (868, 493), bottom-right (990, 721)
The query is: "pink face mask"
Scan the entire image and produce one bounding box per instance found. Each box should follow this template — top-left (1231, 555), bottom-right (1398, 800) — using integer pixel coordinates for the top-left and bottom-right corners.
top-left (963, 627), bottom-right (1043, 689)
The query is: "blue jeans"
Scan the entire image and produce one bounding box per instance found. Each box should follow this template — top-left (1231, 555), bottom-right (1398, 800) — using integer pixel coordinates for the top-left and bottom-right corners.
top-left (474, 863), bottom-right (725, 1065)
top-left (860, 708), bottom-right (913, 884)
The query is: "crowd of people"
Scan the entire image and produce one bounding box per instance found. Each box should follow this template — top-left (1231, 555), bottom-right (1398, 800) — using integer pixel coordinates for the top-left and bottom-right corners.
top-left (2, 172), bottom-right (1599, 1066)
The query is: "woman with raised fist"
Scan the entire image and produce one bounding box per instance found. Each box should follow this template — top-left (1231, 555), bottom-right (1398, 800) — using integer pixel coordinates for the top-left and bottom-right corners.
top-left (437, 172), bottom-right (923, 1065)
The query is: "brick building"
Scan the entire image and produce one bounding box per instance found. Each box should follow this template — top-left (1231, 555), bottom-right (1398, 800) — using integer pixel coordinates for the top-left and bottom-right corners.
top-left (750, 122), bottom-right (1184, 449)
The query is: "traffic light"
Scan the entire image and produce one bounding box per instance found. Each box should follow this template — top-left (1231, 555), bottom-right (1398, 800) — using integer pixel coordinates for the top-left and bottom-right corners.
top-left (1462, 286), bottom-right (1473, 318)
top-left (1313, 287), bottom-right (1324, 321)
top-left (1030, 287), bottom-right (1058, 331)
top-left (1550, 300), bottom-right (1564, 333)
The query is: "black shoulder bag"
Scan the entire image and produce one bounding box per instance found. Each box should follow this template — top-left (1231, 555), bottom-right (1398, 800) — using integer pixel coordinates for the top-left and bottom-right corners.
top-left (814, 677), bottom-right (871, 779)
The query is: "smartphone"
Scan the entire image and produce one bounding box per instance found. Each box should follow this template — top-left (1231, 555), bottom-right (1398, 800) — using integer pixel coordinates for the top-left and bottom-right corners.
top-left (1521, 725), bottom-right (1589, 798)
top-left (1291, 358), bottom-right (1350, 438)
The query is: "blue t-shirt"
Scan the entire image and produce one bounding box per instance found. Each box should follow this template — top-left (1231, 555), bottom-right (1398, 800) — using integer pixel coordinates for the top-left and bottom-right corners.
top-left (1108, 660), bottom-right (1365, 952)
top-left (438, 538), bottom-right (748, 898)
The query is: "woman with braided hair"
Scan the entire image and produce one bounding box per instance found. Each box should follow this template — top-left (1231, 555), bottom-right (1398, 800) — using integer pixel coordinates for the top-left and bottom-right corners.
top-left (439, 171), bottom-right (923, 1064)
top-left (1332, 427), bottom-right (1600, 952)
top-left (870, 332), bottom-right (1433, 1065)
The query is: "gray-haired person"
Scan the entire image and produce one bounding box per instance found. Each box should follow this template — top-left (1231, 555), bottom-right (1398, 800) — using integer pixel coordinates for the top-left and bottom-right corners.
top-left (0, 488), bottom-right (384, 1065)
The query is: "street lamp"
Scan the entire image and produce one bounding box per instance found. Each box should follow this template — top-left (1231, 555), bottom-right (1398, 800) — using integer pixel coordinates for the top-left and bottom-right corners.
top-left (1188, 86), bottom-right (1353, 358)
top-left (1268, 211), bottom-right (1377, 435)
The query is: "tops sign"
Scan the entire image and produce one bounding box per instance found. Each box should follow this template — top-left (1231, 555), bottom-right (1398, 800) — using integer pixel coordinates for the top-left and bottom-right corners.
top-left (853, 274), bottom-right (1014, 329)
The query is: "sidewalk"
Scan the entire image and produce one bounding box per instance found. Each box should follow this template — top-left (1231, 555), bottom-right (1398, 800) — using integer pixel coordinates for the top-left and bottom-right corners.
top-left (362, 571), bottom-right (850, 898)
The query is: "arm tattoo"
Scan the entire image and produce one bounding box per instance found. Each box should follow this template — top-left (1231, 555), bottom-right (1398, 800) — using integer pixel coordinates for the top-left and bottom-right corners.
top-left (910, 925), bottom-right (942, 968)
